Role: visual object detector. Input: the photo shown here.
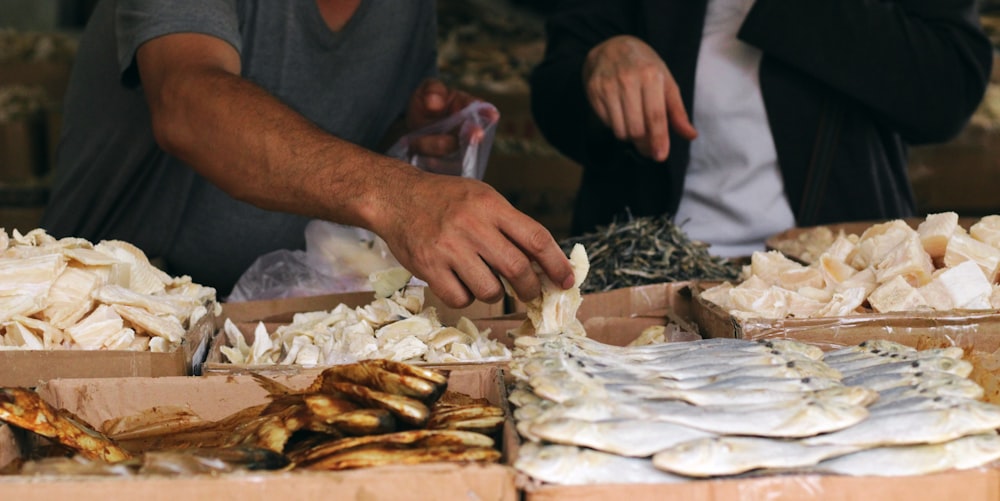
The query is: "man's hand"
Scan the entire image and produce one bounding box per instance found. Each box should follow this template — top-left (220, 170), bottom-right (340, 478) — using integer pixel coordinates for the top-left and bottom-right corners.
top-left (370, 169), bottom-right (574, 308)
top-left (404, 79), bottom-right (498, 158)
top-left (583, 35), bottom-right (697, 162)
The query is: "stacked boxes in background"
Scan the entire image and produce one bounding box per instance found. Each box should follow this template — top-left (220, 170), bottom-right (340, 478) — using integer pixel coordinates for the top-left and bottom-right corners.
top-left (0, 29), bottom-right (76, 234)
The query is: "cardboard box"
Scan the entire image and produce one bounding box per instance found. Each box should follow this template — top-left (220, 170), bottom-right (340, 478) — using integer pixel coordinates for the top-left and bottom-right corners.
top-left (219, 287), bottom-right (503, 327)
top-left (475, 282), bottom-right (702, 353)
top-left (520, 282), bottom-right (695, 318)
top-left (203, 288), bottom-right (507, 375)
top-left (0, 62), bottom-right (72, 104)
top-left (0, 367), bottom-right (517, 501)
top-left (517, 465), bottom-right (1000, 501)
top-left (690, 282), bottom-right (1000, 353)
top-left (0, 309), bottom-right (216, 388)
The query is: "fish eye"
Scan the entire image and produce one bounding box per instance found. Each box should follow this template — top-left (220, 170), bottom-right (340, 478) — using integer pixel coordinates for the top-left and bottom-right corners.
top-left (786, 361), bottom-right (796, 368)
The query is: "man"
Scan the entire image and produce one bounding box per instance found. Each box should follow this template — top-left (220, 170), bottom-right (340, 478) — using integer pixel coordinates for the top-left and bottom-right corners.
top-left (42, 0), bottom-right (574, 306)
top-left (531, 0), bottom-right (992, 257)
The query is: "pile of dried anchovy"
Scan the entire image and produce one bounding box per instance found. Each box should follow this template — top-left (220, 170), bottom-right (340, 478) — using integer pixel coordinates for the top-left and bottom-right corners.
top-left (559, 213), bottom-right (742, 293)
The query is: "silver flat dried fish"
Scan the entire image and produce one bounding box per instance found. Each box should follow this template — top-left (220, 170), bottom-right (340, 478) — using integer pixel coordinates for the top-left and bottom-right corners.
top-left (527, 417), bottom-right (715, 457)
top-left (804, 400), bottom-right (1000, 448)
top-left (812, 433), bottom-right (1000, 477)
top-left (515, 442), bottom-right (689, 485)
top-left (652, 436), bottom-right (862, 477)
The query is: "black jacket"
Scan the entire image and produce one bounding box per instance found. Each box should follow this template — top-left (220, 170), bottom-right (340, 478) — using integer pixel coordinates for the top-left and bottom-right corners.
top-left (531, 0), bottom-right (993, 236)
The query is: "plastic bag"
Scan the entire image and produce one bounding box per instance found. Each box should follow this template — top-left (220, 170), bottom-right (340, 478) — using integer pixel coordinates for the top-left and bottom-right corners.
top-left (226, 222), bottom-right (399, 302)
top-left (385, 100), bottom-right (499, 180)
top-left (227, 101), bottom-right (498, 302)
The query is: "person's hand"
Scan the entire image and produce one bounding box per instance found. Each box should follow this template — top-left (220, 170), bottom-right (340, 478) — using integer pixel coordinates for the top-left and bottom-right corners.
top-left (404, 79), bottom-right (499, 159)
top-left (583, 35), bottom-right (698, 162)
top-left (372, 170), bottom-right (575, 308)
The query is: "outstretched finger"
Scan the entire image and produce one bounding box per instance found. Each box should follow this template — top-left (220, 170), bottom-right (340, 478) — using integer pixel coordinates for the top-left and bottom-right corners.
top-left (643, 74), bottom-right (669, 161)
top-left (664, 78), bottom-right (697, 141)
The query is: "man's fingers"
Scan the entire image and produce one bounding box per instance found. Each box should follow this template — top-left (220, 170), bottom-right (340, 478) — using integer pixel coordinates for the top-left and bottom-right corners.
top-left (426, 270), bottom-right (475, 309)
top-left (501, 215), bottom-right (575, 293)
top-left (604, 95), bottom-right (628, 141)
top-left (622, 78), bottom-right (646, 142)
top-left (643, 75), bottom-right (670, 162)
top-left (411, 134), bottom-right (459, 157)
top-left (452, 256), bottom-right (506, 304)
top-left (664, 79), bottom-right (697, 141)
top-left (419, 79), bottom-right (450, 113)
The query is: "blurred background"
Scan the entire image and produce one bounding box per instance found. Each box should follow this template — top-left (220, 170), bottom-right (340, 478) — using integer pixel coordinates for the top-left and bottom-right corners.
top-left (1, 0), bottom-right (999, 242)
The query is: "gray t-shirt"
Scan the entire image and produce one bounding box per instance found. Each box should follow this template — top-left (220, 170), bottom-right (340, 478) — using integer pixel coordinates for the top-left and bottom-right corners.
top-left (41, 0), bottom-right (437, 294)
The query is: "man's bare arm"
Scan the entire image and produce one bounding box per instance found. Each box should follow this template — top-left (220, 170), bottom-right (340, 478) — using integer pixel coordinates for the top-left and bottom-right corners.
top-left (136, 33), bottom-right (574, 307)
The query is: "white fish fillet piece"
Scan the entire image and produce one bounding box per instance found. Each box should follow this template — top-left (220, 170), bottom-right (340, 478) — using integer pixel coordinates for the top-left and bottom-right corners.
top-left (527, 417), bottom-right (716, 457)
top-left (112, 304), bottom-right (185, 345)
top-left (65, 304), bottom-right (125, 350)
top-left (92, 284), bottom-right (183, 318)
top-left (93, 240), bottom-right (171, 294)
top-left (804, 400), bottom-right (1000, 447)
top-left (0, 294), bottom-right (43, 324)
top-left (510, 243), bottom-right (589, 337)
top-left (0, 253), bottom-right (65, 297)
top-left (814, 433), bottom-right (1000, 477)
top-left (652, 436), bottom-right (862, 477)
top-left (515, 443), bottom-right (688, 485)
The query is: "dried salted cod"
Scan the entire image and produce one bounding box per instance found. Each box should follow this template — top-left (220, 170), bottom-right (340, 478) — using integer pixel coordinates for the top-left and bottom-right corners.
top-left (0, 294), bottom-right (43, 324)
top-left (112, 304), bottom-right (185, 346)
top-left (12, 315), bottom-right (65, 348)
top-left (0, 253), bottom-right (66, 297)
top-left (94, 240), bottom-right (171, 295)
top-left (92, 284), bottom-right (184, 318)
top-left (509, 243), bottom-right (590, 336)
top-left (65, 304), bottom-right (126, 350)
top-left (370, 266), bottom-right (414, 299)
top-left (220, 318), bottom-right (251, 364)
top-left (3, 321), bottom-right (44, 349)
top-left (43, 266), bottom-right (102, 329)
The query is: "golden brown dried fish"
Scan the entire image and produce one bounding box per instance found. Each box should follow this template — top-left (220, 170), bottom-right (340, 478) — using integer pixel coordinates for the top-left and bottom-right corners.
top-left (308, 361), bottom-right (443, 401)
top-left (0, 387), bottom-right (132, 463)
top-left (107, 404), bottom-right (267, 452)
top-left (301, 444), bottom-right (501, 470)
top-left (289, 429), bottom-right (494, 466)
top-left (325, 381), bottom-right (430, 426)
top-left (325, 408), bottom-right (396, 436)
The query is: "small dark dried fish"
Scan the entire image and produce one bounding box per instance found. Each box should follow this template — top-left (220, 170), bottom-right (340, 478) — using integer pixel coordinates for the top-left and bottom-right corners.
top-left (560, 213), bottom-right (742, 293)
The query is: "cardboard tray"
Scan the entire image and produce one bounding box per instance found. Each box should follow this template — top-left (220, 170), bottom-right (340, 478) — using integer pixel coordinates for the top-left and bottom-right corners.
top-left (500, 320), bottom-right (1000, 501)
top-left (517, 467), bottom-right (1000, 501)
top-left (0, 366), bottom-right (517, 501)
top-left (0, 309), bottom-right (216, 388)
top-left (483, 281), bottom-right (701, 347)
top-left (690, 282), bottom-right (1000, 353)
top-left (204, 288), bottom-right (506, 375)
top-left (218, 287), bottom-right (503, 327)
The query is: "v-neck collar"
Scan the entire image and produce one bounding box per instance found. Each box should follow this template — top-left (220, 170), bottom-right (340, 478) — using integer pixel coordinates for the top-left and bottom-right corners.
top-left (303, 0), bottom-right (372, 50)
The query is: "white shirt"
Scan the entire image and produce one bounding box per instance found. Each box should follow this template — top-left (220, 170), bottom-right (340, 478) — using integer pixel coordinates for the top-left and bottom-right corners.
top-left (673, 0), bottom-right (796, 258)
